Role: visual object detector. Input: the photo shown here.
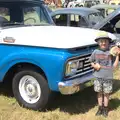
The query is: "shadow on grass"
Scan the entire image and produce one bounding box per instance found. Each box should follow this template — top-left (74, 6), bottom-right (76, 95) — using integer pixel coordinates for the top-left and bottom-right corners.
top-left (0, 79), bottom-right (120, 114)
top-left (48, 86), bottom-right (97, 114)
top-left (112, 79), bottom-right (120, 94)
top-left (0, 82), bottom-right (13, 97)
top-left (0, 81), bottom-right (97, 114)
top-left (109, 79), bottom-right (120, 111)
top-left (48, 79), bottom-right (120, 114)
top-left (109, 98), bottom-right (120, 111)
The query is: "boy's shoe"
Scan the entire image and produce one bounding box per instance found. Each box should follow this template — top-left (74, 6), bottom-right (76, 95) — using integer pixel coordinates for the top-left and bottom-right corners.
top-left (102, 107), bottom-right (108, 117)
top-left (95, 106), bottom-right (103, 116)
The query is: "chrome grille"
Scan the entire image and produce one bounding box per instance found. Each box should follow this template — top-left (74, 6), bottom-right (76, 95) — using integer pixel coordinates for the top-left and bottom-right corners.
top-left (67, 53), bottom-right (94, 79)
top-left (77, 54), bottom-right (93, 73)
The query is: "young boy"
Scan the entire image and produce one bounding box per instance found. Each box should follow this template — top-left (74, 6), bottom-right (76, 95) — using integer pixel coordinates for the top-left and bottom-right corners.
top-left (89, 32), bottom-right (120, 117)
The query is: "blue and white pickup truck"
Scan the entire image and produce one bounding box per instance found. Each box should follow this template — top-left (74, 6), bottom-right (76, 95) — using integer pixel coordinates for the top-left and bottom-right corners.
top-left (0, 0), bottom-right (117, 110)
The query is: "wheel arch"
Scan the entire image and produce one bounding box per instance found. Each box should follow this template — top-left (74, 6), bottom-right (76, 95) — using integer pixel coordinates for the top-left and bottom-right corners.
top-left (3, 62), bottom-right (48, 85)
top-left (12, 64), bottom-right (54, 110)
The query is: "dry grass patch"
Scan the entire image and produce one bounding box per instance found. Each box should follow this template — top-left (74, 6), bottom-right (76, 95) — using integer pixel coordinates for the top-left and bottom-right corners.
top-left (0, 69), bottom-right (120, 120)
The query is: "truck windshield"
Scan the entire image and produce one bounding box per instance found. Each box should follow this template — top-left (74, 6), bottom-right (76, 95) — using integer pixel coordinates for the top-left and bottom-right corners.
top-left (0, 3), bottom-right (51, 27)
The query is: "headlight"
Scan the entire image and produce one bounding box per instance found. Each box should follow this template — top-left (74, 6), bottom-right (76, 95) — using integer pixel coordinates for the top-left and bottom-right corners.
top-left (65, 60), bottom-right (79, 76)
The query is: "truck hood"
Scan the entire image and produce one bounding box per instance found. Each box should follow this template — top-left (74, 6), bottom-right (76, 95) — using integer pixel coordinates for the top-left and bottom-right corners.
top-left (0, 26), bottom-right (116, 49)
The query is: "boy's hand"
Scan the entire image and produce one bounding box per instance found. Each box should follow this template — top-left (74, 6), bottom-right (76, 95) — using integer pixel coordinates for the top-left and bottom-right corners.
top-left (94, 63), bottom-right (101, 71)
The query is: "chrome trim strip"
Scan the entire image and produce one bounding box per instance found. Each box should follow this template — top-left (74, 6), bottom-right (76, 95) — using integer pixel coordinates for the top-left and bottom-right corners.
top-left (69, 69), bottom-right (93, 79)
top-left (84, 60), bottom-right (90, 63)
top-left (70, 58), bottom-right (85, 63)
top-left (83, 67), bottom-right (92, 70)
top-left (76, 69), bottom-right (83, 73)
top-left (84, 63), bottom-right (91, 66)
top-left (67, 53), bottom-right (91, 61)
top-left (58, 74), bottom-right (95, 95)
top-left (85, 56), bottom-right (90, 59)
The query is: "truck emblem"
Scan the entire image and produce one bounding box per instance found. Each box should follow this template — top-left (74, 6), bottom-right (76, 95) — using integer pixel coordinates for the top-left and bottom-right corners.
top-left (3, 37), bottom-right (15, 43)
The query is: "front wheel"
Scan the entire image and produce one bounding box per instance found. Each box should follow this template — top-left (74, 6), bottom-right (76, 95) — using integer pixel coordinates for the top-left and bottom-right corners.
top-left (12, 70), bottom-right (52, 110)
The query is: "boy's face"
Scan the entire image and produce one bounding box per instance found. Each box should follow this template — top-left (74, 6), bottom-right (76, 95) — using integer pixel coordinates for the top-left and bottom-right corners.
top-left (98, 38), bottom-right (110, 50)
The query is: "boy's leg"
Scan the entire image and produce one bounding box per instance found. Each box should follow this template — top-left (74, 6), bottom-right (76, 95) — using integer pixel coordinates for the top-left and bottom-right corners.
top-left (102, 79), bottom-right (113, 117)
top-left (94, 78), bottom-right (103, 116)
top-left (94, 78), bottom-right (103, 106)
top-left (104, 93), bottom-right (109, 107)
top-left (98, 92), bottom-right (103, 106)
top-left (95, 92), bottom-right (103, 116)
top-left (102, 93), bottom-right (109, 117)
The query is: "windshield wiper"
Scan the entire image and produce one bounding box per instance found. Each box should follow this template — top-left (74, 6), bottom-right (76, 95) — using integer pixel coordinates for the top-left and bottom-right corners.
top-left (1, 22), bottom-right (25, 27)
top-left (1, 22), bottom-right (52, 27)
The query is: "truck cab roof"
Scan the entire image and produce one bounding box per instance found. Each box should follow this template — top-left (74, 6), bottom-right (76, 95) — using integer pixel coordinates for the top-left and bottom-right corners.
top-left (0, 0), bottom-right (44, 6)
top-left (0, 0), bottom-right (54, 27)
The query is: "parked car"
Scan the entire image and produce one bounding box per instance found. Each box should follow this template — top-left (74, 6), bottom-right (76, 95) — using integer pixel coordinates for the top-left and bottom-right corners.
top-left (0, 0), bottom-right (116, 111)
top-left (66, 0), bottom-right (99, 8)
top-left (92, 0), bottom-right (100, 5)
top-left (93, 7), bottom-right (120, 40)
top-left (51, 7), bottom-right (104, 28)
top-left (91, 4), bottom-right (120, 17)
top-left (67, 0), bottom-right (85, 7)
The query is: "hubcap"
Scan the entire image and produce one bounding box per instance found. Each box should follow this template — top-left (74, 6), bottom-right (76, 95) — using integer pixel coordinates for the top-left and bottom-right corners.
top-left (19, 75), bottom-right (41, 104)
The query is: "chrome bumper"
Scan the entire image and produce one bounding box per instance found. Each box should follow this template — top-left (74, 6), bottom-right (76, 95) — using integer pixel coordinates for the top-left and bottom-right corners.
top-left (58, 74), bottom-right (95, 95)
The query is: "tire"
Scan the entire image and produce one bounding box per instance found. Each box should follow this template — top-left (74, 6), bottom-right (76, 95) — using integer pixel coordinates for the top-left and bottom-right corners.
top-left (79, 5), bottom-right (83, 7)
top-left (12, 70), bottom-right (52, 111)
top-left (75, 4), bottom-right (80, 7)
top-left (69, 4), bottom-right (74, 7)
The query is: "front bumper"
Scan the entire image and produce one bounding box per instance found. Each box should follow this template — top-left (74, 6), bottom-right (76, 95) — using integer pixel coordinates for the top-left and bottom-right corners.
top-left (58, 74), bottom-right (95, 95)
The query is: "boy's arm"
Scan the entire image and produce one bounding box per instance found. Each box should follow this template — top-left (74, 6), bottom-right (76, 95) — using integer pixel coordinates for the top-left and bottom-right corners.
top-left (89, 50), bottom-right (101, 71)
top-left (113, 54), bottom-right (119, 69)
top-left (91, 62), bottom-right (101, 71)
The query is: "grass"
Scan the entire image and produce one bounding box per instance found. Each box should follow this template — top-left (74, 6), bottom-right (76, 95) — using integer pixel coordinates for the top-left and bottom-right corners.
top-left (0, 69), bottom-right (120, 120)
